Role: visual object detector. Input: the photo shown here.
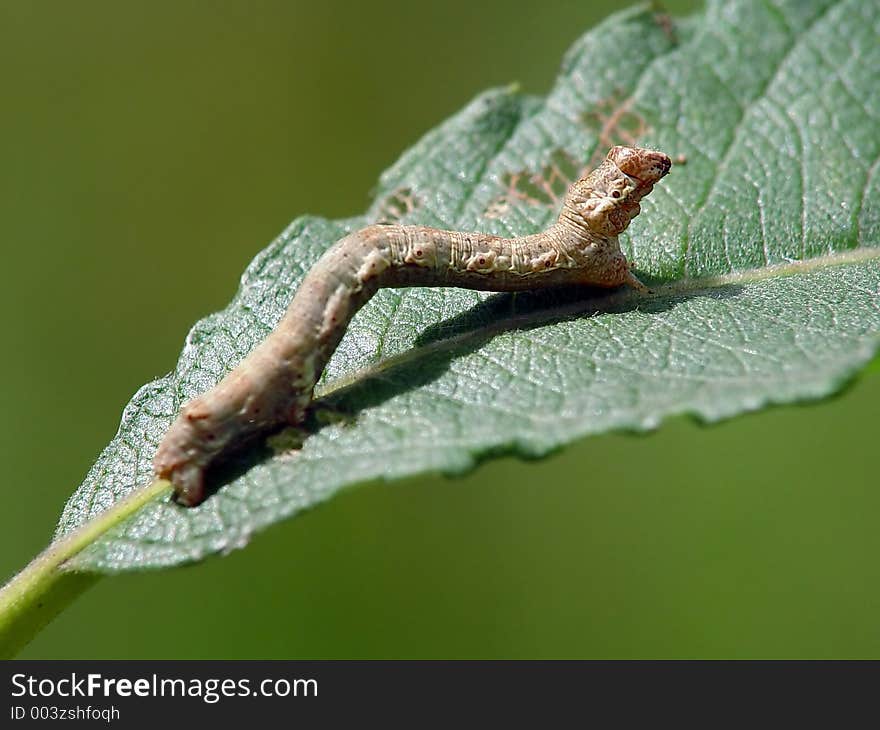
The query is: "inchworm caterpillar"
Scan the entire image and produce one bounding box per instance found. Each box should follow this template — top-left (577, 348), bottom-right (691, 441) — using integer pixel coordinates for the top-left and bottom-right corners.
top-left (155, 145), bottom-right (672, 506)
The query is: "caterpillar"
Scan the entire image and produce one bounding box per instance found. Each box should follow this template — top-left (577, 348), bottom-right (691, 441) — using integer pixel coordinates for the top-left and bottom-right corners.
top-left (154, 145), bottom-right (672, 506)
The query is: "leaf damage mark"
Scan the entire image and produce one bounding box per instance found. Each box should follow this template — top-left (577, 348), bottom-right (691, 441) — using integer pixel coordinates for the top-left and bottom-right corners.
top-left (651, 11), bottom-right (678, 45)
top-left (376, 187), bottom-right (419, 224)
top-left (581, 91), bottom-right (649, 169)
top-left (484, 149), bottom-right (582, 219)
top-left (484, 92), bottom-right (651, 219)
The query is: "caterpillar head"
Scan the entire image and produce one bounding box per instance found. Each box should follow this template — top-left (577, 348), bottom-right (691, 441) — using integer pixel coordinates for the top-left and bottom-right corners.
top-left (563, 146), bottom-right (672, 237)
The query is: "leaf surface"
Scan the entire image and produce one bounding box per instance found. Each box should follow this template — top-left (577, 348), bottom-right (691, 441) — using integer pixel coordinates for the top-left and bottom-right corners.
top-left (59, 0), bottom-right (880, 571)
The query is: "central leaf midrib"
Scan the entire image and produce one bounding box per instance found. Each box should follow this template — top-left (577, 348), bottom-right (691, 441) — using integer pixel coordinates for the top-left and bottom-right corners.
top-left (315, 246), bottom-right (880, 403)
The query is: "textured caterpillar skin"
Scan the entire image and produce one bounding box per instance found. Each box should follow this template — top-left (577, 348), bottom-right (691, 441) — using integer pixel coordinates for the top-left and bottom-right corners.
top-left (155, 146), bottom-right (672, 505)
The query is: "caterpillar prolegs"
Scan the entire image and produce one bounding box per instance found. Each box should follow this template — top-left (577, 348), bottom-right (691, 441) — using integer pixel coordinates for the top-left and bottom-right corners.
top-left (154, 146), bottom-right (672, 505)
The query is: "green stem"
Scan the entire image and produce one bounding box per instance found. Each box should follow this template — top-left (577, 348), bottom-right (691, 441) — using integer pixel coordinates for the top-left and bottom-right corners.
top-left (0, 478), bottom-right (172, 658)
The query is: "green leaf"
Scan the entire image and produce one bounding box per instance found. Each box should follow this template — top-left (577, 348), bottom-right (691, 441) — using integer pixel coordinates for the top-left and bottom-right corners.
top-left (57, 0), bottom-right (880, 571)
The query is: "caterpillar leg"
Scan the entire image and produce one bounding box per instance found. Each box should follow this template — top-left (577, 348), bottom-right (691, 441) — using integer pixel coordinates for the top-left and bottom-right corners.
top-left (153, 409), bottom-right (211, 506)
top-left (625, 269), bottom-right (650, 294)
top-left (165, 461), bottom-right (206, 507)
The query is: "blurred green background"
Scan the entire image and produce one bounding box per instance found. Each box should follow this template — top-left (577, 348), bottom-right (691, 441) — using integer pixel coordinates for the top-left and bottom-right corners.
top-left (2, 0), bottom-right (878, 658)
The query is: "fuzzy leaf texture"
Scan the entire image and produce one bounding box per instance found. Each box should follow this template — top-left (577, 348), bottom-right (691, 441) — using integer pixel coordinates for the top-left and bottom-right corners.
top-left (58, 0), bottom-right (880, 571)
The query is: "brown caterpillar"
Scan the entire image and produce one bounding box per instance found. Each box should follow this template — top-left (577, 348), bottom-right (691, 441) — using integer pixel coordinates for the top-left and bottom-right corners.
top-left (155, 146), bottom-right (672, 505)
